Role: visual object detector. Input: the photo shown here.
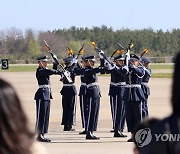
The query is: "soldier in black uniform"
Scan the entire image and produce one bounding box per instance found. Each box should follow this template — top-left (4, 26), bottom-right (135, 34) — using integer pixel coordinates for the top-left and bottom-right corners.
top-left (106, 54), bottom-right (128, 137)
top-left (34, 55), bottom-right (60, 142)
top-left (60, 57), bottom-right (77, 131)
top-left (82, 56), bottom-right (107, 139)
top-left (124, 54), bottom-right (145, 142)
top-left (140, 57), bottom-right (152, 118)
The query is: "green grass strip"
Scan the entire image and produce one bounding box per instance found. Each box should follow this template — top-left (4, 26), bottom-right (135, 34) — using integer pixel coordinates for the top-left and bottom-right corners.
top-left (149, 64), bottom-right (174, 69)
top-left (0, 64), bottom-right (173, 78)
top-left (0, 65), bottom-right (37, 72)
top-left (151, 73), bottom-right (172, 78)
top-left (0, 64), bottom-right (55, 72)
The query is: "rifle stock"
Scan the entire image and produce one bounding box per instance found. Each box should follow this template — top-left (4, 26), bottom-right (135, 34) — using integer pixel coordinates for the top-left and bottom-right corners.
top-left (110, 49), bottom-right (121, 59)
top-left (140, 49), bottom-right (149, 58)
top-left (67, 47), bottom-right (73, 57)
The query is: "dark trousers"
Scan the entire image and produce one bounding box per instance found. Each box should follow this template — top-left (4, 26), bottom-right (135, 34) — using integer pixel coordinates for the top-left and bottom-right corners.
top-left (125, 100), bottom-right (143, 133)
top-left (86, 97), bottom-right (100, 132)
top-left (35, 99), bottom-right (50, 134)
top-left (80, 95), bottom-right (88, 128)
top-left (61, 95), bottom-right (76, 126)
top-left (141, 85), bottom-right (150, 118)
top-left (142, 96), bottom-right (149, 118)
top-left (110, 95), bottom-right (125, 131)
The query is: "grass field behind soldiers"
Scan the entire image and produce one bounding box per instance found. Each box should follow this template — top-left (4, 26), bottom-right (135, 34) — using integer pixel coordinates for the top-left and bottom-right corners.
top-left (0, 63), bottom-right (174, 78)
top-left (0, 64), bottom-right (173, 154)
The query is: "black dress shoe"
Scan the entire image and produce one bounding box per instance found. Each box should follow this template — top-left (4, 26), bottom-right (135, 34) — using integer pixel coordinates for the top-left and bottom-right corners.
top-left (43, 137), bottom-right (51, 142)
top-left (64, 125), bottom-right (75, 131)
top-left (68, 128), bottom-right (75, 131)
top-left (86, 135), bottom-right (100, 140)
top-left (92, 135), bottom-right (100, 140)
top-left (63, 125), bottom-right (75, 131)
top-left (86, 132), bottom-right (100, 140)
top-left (63, 125), bottom-right (68, 131)
top-left (64, 128), bottom-right (75, 131)
top-left (127, 138), bottom-right (135, 142)
top-left (79, 130), bottom-right (87, 134)
top-left (37, 134), bottom-right (51, 142)
top-left (114, 131), bottom-right (127, 137)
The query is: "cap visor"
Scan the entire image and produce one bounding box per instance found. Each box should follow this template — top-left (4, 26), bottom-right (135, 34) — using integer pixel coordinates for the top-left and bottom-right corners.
top-left (42, 59), bottom-right (48, 62)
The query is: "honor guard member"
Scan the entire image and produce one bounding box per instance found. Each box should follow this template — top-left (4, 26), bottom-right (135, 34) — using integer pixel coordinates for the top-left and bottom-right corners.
top-left (107, 54), bottom-right (128, 137)
top-left (34, 55), bottom-right (60, 142)
top-left (83, 56), bottom-right (107, 140)
top-left (60, 57), bottom-right (77, 131)
top-left (124, 54), bottom-right (145, 142)
top-left (73, 58), bottom-right (89, 135)
top-left (140, 57), bottom-right (152, 118)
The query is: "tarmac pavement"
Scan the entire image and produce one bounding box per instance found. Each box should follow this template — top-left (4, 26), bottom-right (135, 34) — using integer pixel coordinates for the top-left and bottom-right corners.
top-left (0, 72), bottom-right (172, 154)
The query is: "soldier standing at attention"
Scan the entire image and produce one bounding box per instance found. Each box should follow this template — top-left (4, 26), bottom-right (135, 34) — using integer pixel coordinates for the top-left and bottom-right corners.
top-left (60, 57), bottom-right (77, 131)
top-left (34, 55), bottom-right (60, 142)
top-left (82, 56), bottom-right (107, 140)
top-left (124, 54), bottom-right (145, 142)
top-left (140, 57), bottom-right (152, 118)
top-left (107, 54), bottom-right (128, 137)
top-left (73, 57), bottom-right (89, 135)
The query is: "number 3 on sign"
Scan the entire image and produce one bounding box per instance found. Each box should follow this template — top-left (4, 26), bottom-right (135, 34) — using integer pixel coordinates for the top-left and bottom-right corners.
top-left (1, 59), bottom-right (9, 69)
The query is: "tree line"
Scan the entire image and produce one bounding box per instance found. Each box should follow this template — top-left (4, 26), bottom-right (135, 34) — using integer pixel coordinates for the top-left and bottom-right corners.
top-left (0, 26), bottom-right (180, 63)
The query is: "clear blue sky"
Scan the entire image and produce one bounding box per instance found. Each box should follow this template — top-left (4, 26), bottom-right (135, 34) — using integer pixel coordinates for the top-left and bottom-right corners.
top-left (1, 0), bottom-right (179, 32)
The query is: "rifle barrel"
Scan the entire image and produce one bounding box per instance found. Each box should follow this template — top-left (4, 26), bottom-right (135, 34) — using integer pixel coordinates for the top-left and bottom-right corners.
top-left (117, 43), bottom-right (125, 50)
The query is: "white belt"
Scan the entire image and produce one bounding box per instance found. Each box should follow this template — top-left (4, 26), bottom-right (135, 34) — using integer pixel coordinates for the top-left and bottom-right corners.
top-left (125, 84), bottom-right (141, 88)
top-left (81, 83), bottom-right (87, 86)
top-left (110, 82), bottom-right (126, 86)
top-left (63, 83), bottom-right (75, 87)
top-left (39, 85), bottom-right (50, 88)
top-left (87, 82), bottom-right (98, 88)
top-left (141, 82), bottom-right (148, 86)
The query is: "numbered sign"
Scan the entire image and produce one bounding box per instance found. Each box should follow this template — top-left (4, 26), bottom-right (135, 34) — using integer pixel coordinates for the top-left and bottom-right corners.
top-left (1, 59), bottom-right (9, 69)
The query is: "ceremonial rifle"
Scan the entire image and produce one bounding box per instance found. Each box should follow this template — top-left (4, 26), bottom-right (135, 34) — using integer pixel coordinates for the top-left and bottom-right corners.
top-left (110, 48), bottom-right (126, 59)
top-left (44, 40), bottom-right (73, 83)
top-left (67, 47), bottom-right (73, 57)
top-left (140, 49), bottom-right (149, 58)
top-left (139, 49), bottom-right (152, 76)
top-left (90, 41), bottom-right (114, 66)
top-left (118, 40), bottom-right (134, 67)
top-left (67, 43), bottom-right (85, 59)
top-left (110, 49), bottom-right (121, 59)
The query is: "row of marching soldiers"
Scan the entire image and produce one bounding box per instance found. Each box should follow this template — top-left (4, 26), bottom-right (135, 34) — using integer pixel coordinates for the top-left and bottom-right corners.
top-left (34, 41), bottom-right (152, 142)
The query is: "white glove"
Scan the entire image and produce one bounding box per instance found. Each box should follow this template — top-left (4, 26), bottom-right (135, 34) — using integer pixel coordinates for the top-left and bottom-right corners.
top-left (99, 50), bottom-right (104, 59)
top-left (109, 64), bottom-right (115, 70)
top-left (100, 50), bottom-right (104, 54)
top-left (144, 67), bottom-right (152, 76)
top-left (72, 58), bottom-right (77, 64)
